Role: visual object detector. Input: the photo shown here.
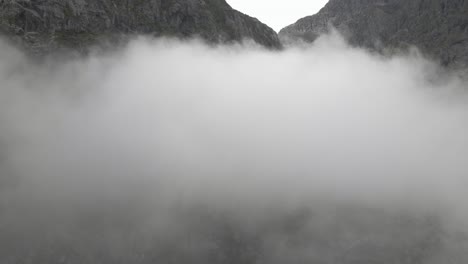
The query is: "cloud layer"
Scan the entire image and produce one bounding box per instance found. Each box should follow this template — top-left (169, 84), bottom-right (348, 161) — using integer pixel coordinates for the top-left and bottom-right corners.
top-left (1, 35), bottom-right (468, 263)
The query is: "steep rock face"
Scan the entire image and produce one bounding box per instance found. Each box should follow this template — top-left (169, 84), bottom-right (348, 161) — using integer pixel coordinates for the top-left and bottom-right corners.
top-left (279, 0), bottom-right (468, 67)
top-left (0, 0), bottom-right (281, 53)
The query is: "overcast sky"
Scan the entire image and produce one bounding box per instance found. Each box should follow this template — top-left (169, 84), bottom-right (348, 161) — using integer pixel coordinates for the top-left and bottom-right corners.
top-left (227, 0), bottom-right (329, 32)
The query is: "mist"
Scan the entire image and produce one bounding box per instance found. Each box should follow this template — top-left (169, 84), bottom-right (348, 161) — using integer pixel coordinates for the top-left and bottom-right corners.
top-left (1, 34), bottom-right (468, 263)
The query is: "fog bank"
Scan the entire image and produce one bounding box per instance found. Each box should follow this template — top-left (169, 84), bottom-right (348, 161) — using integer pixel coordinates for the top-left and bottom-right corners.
top-left (1, 35), bottom-right (468, 263)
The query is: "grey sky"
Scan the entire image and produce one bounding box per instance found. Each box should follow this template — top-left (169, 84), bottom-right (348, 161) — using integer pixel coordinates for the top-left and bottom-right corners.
top-left (227, 0), bottom-right (329, 32)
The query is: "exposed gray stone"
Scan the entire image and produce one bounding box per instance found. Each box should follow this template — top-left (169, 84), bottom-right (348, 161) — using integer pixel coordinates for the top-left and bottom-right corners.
top-left (280, 0), bottom-right (468, 68)
top-left (0, 0), bottom-right (281, 54)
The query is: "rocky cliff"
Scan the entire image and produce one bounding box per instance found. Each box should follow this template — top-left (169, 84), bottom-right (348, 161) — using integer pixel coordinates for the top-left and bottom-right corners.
top-left (280, 0), bottom-right (468, 67)
top-left (0, 0), bottom-right (281, 53)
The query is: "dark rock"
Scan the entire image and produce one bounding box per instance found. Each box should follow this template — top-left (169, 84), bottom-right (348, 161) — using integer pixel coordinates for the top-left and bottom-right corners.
top-left (279, 0), bottom-right (468, 68)
top-left (0, 0), bottom-right (281, 54)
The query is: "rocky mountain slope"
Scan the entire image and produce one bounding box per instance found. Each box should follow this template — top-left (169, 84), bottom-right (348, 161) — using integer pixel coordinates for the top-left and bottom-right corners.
top-left (0, 0), bottom-right (281, 53)
top-left (280, 0), bottom-right (468, 67)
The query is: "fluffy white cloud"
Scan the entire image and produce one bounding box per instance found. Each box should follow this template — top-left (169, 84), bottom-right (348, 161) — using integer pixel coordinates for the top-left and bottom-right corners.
top-left (1, 35), bottom-right (468, 262)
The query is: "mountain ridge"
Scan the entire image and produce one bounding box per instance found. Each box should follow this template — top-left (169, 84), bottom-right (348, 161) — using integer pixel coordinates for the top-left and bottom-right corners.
top-left (0, 0), bottom-right (281, 54)
top-left (279, 0), bottom-right (468, 68)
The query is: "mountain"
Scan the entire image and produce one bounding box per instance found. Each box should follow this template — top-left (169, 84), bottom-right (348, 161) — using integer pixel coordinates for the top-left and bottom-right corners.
top-left (279, 0), bottom-right (468, 67)
top-left (0, 0), bottom-right (281, 53)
